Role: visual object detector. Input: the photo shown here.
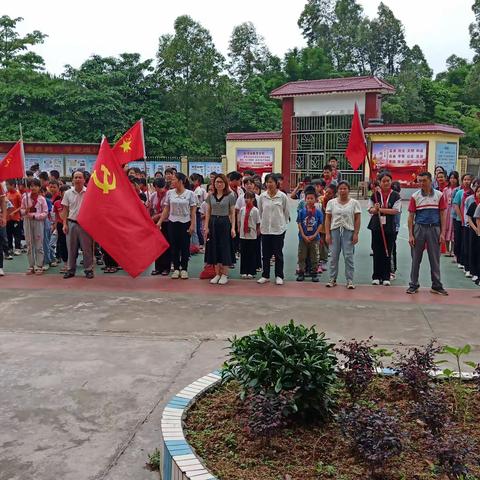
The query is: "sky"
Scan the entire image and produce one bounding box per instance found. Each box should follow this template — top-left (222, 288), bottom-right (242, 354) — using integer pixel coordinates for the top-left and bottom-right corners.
top-left (2, 0), bottom-right (476, 75)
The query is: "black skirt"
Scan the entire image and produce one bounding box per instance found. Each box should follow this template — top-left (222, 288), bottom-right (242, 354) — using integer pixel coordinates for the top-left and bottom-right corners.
top-left (205, 215), bottom-right (234, 266)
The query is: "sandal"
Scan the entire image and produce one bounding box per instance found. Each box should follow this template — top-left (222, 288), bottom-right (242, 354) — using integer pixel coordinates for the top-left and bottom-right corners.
top-left (35, 268), bottom-right (44, 275)
top-left (26, 267), bottom-right (35, 275)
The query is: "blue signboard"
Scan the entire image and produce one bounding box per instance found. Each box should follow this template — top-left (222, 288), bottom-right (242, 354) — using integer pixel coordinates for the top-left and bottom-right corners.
top-left (188, 162), bottom-right (223, 177)
top-left (435, 142), bottom-right (457, 174)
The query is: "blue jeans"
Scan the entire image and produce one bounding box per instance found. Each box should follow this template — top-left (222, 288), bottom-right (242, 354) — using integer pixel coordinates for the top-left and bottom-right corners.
top-left (43, 219), bottom-right (54, 264)
top-left (329, 228), bottom-right (355, 282)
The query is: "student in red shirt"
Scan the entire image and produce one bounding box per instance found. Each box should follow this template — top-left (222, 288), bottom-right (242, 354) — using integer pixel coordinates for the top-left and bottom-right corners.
top-left (5, 179), bottom-right (22, 256)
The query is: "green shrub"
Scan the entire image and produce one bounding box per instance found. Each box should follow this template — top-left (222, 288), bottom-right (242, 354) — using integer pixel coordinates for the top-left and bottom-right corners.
top-left (222, 320), bottom-right (338, 419)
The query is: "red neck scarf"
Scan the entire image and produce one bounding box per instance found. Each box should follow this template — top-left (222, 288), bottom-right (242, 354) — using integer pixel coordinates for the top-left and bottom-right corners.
top-left (243, 203), bottom-right (253, 234)
top-left (380, 189), bottom-right (392, 207)
top-left (306, 205), bottom-right (316, 219)
top-left (155, 191), bottom-right (165, 213)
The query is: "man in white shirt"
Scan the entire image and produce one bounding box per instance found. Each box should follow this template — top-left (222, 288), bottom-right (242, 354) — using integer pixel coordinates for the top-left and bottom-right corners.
top-left (61, 171), bottom-right (94, 279)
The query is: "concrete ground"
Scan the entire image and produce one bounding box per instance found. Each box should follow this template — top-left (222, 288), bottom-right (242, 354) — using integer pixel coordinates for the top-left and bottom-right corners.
top-left (0, 200), bottom-right (479, 480)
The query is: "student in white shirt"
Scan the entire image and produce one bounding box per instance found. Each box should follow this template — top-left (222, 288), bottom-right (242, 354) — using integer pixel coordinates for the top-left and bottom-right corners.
top-left (324, 181), bottom-right (361, 289)
top-left (159, 173), bottom-right (196, 279)
top-left (238, 191), bottom-right (260, 279)
top-left (257, 174), bottom-right (290, 285)
top-left (190, 173), bottom-right (207, 247)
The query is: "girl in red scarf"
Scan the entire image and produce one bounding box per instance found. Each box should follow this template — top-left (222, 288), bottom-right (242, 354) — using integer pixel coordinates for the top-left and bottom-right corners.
top-left (20, 178), bottom-right (48, 275)
top-left (151, 178), bottom-right (171, 275)
top-left (238, 192), bottom-right (260, 278)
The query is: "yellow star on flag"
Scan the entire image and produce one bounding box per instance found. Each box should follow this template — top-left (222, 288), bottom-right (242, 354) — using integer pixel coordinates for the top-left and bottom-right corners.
top-left (120, 138), bottom-right (132, 153)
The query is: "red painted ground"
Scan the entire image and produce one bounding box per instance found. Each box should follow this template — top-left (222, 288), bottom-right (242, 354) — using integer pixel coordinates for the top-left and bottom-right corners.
top-left (1, 273), bottom-right (479, 307)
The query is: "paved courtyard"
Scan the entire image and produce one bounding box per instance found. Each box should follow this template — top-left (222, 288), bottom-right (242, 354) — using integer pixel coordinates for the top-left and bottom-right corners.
top-left (0, 201), bottom-right (479, 480)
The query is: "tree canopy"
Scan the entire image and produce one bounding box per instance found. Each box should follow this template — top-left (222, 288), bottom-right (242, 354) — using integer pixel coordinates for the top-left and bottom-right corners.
top-left (0, 3), bottom-right (478, 156)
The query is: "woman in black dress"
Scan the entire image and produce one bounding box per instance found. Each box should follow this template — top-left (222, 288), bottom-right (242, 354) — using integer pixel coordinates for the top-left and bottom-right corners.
top-left (204, 174), bottom-right (236, 285)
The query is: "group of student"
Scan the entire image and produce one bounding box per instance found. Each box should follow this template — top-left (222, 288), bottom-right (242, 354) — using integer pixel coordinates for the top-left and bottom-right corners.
top-left (1, 159), bottom-right (479, 295)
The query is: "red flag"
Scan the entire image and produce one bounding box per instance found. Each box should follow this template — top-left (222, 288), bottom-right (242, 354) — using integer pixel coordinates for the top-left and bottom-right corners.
top-left (78, 138), bottom-right (168, 277)
top-left (345, 103), bottom-right (368, 171)
top-left (112, 119), bottom-right (146, 166)
top-left (0, 140), bottom-right (25, 181)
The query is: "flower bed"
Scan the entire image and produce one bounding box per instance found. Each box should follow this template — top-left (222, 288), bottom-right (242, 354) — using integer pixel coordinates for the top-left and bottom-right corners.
top-left (159, 323), bottom-right (480, 480)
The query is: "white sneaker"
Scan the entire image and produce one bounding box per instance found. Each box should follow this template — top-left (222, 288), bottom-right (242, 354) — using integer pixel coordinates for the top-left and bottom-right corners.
top-left (171, 270), bottom-right (180, 279)
top-left (14, 249), bottom-right (21, 256)
top-left (275, 277), bottom-right (284, 285)
top-left (472, 276), bottom-right (478, 282)
top-left (465, 271), bottom-right (472, 278)
top-left (218, 274), bottom-right (228, 285)
top-left (247, 274), bottom-right (254, 279)
top-left (346, 281), bottom-right (356, 289)
top-left (0, 268), bottom-right (4, 276)
top-left (372, 279), bottom-right (380, 285)
top-left (383, 280), bottom-right (391, 286)
top-left (43, 264), bottom-right (49, 271)
top-left (257, 277), bottom-right (269, 284)
top-left (180, 270), bottom-right (189, 280)
top-left (325, 279), bottom-right (337, 288)
top-left (241, 274), bottom-right (247, 279)
top-left (210, 275), bottom-right (221, 284)
top-left (458, 264), bottom-right (464, 269)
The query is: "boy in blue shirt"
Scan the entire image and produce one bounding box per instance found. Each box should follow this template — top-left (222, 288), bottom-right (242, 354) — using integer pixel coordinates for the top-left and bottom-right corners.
top-left (296, 187), bottom-right (323, 282)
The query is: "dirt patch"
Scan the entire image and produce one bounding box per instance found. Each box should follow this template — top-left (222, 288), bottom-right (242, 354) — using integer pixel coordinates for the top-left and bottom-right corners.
top-left (185, 378), bottom-right (480, 480)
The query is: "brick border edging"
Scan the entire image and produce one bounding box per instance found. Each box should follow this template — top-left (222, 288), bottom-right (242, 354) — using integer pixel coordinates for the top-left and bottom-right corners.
top-left (160, 371), bottom-right (221, 480)
top-left (159, 367), bottom-right (477, 480)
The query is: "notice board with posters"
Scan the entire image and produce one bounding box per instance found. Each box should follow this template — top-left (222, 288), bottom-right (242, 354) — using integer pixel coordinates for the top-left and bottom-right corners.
top-left (371, 142), bottom-right (428, 187)
top-left (236, 148), bottom-right (274, 174)
top-left (435, 142), bottom-right (457, 174)
top-left (188, 162), bottom-right (223, 177)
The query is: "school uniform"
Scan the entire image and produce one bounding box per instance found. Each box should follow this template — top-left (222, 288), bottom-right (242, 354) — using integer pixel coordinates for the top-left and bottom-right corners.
top-left (165, 189), bottom-right (197, 271)
top-left (408, 188), bottom-right (447, 291)
top-left (466, 201), bottom-right (480, 280)
top-left (368, 190), bottom-right (401, 283)
top-left (239, 205), bottom-right (260, 276)
top-left (296, 205), bottom-right (323, 275)
top-left (205, 193), bottom-right (236, 266)
top-left (21, 192), bottom-right (48, 270)
top-left (150, 191), bottom-right (171, 273)
top-left (258, 190), bottom-right (290, 279)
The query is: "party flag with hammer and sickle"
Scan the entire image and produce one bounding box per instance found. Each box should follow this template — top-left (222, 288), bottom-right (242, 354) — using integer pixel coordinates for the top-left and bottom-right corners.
top-left (78, 138), bottom-right (169, 277)
top-left (0, 139), bottom-right (25, 181)
top-left (112, 119), bottom-right (146, 166)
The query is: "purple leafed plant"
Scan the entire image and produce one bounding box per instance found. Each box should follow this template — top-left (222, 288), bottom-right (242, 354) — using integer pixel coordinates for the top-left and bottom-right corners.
top-left (411, 387), bottom-right (449, 434)
top-left (433, 434), bottom-right (478, 480)
top-left (245, 390), bottom-right (294, 445)
top-left (393, 339), bottom-right (443, 398)
top-left (339, 405), bottom-right (403, 478)
top-left (336, 337), bottom-right (376, 403)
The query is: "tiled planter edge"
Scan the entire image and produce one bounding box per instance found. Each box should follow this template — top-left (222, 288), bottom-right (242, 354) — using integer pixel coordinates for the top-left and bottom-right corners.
top-left (159, 367), bottom-right (476, 479)
top-left (159, 370), bottom-right (221, 480)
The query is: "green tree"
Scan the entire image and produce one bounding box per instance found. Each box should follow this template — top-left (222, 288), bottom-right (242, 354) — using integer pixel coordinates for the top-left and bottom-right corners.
top-left (469, 0), bottom-right (480, 58)
top-left (228, 22), bottom-right (271, 84)
top-left (284, 47), bottom-right (333, 81)
top-left (156, 15), bottom-right (224, 154)
top-left (0, 15), bottom-right (47, 70)
top-left (298, 0), bottom-right (335, 50)
top-left (330, 0), bottom-right (365, 72)
top-left (369, 2), bottom-right (407, 76)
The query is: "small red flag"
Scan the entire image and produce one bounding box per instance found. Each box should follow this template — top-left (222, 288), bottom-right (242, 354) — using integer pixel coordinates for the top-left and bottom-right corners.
top-left (78, 138), bottom-right (168, 277)
top-left (112, 119), bottom-right (146, 166)
top-left (345, 103), bottom-right (368, 171)
top-left (0, 140), bottom-right (25, 181)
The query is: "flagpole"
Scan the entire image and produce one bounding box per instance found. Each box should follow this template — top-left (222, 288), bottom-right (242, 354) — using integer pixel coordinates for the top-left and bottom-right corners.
top-left (140, 118), bottom-right (148, 190)
top-left (366, 148), bottom-right (389, 258)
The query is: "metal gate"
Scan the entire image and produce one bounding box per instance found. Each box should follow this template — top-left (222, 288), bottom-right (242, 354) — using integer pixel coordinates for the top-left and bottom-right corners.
top-left (290, 114), bottom-right (364, 188)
